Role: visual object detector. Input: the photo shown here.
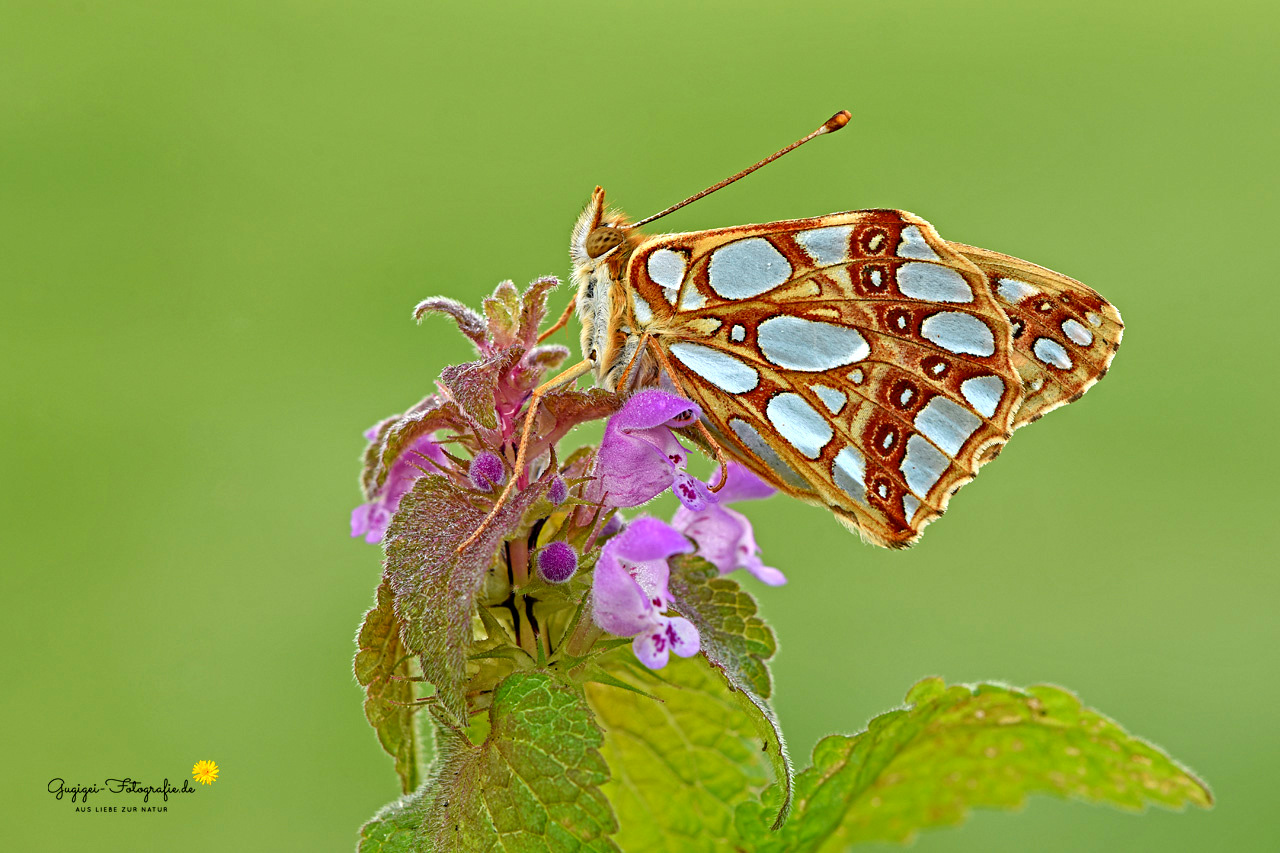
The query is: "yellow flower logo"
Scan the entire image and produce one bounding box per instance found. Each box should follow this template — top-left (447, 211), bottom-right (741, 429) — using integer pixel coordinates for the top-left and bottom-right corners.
top-left (192, 760), bottom-right (220, 785)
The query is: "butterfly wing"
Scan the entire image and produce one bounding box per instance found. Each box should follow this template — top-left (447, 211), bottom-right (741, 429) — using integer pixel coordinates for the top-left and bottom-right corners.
top-left (625, 210), bottom-right (1025, 548)
top-left (951, 243), bottom-right (1123, 429)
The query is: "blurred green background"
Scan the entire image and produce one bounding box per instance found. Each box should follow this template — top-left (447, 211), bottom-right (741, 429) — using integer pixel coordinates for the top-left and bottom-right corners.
top-left (3, 0), bottom-right (1275, 849)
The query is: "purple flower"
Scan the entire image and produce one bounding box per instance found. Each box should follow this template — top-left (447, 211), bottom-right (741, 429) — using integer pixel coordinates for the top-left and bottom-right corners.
top-left (537, 541), bottom-right (578, 584)
top-left (351, 432), bottom-right (447, 544)
top-left (598, 512), bottom-right (625, 540)
top-left (671, 462), bottom-right (785, 586)
top-left (592, 516), bottom-right (700, 669)
top-left (584, 389), bottom-right (715, 512)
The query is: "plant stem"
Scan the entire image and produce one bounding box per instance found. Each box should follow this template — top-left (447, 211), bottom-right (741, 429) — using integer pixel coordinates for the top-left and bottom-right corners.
top-left (509, 537), bottom-right (529, 588)
top-left (566, 601), bottom-right (604, 657)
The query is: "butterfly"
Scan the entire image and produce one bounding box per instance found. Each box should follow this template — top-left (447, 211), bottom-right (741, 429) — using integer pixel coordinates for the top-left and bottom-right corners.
top-left (559, 111), bottom-right (1123, 549)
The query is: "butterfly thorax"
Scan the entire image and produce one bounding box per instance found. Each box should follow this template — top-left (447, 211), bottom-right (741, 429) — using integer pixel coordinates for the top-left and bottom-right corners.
top-left (570, 187), bottom-right (664, 392)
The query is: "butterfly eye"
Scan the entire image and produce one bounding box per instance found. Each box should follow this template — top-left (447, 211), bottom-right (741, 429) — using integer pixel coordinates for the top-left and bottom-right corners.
top-left (585, 226), bottom-right (625, 258)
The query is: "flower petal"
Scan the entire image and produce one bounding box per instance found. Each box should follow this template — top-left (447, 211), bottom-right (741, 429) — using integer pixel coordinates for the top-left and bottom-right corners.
top-left (670, 505), bottom-right (748, 574)
top-left (351, 433), bottom-right (446, 545)
top-left (631, 615), bottom-right (701, 670)
top-left (592, 517), bottom-right (694, 638)
top-left (587, 390), bottom-right (709, 509)
top-left (670, 503), bottom-right (786, 585)
top-left (609, 516), bottom-right (694, 565)
top-left (610, 389), bottom-right (702, 433)
top-left (633, 628), bottom-right (671, 670)
top-left (742, 557), bottom-right (787, 586)
top-left (714, 461), bottom-right (777, 503)
top-left (591, 551), bottom-right (655, 637)
top-left (350, 503), bottom-right (374, 539)
top-left (664, 616), bottom-right (701, 658)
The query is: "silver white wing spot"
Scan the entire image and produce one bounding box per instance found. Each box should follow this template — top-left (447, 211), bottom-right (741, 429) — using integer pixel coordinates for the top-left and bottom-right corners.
top-left (920, 312), bottom-right (996, 356)
top-left (766, 393), bottom-right (833, 459)
top-left (758, 315), bottom-right (870, 371)
top-left (996, 277), bottom-right (1038, 304)
top-left (794, 224), bottom-right (853, 267)
top-left (1061, 318), bottom-right (1094, 346)
top-left (897, 263), bottom-right (973, 304)
top-left (1033, 337), bottom-right (1073, 369)
top-left (959, 375), bottom-right (1004, 418)
top-left (647, 249), bottom-right (687, 295)
top-left (812, 383), bottom-right (847, 415)
top-left (832, 446), bottom-right (867, 505)
top-left (729, 417), bottom-right (808, 488)
top-left (913, 396), bottom-right (981, 456)
top-left (631, 293), bottom-right (653, 325)
top-left (896, 225), bottom-right (941, 260)
top-left (708, 237), bottom-right (792, 299)
top-left (669, 342), bottom-right (760, 393)
top-left (901, 434), bottom-right (949, 497)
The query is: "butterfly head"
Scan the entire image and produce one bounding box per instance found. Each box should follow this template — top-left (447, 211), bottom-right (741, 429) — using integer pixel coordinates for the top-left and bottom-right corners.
top-left (569, 187), bottom-right (651, 390)
top-left (570, 187), bottom-right (637, 266)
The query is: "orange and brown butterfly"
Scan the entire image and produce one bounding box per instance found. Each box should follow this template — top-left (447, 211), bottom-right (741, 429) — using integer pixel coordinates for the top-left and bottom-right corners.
top-left (554, 110), bottom-right (1122, 549)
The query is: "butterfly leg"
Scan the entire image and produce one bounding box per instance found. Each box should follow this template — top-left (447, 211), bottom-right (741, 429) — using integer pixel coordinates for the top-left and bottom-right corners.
top-left (455, 358), bottom-right (596, 554)
top-left (615, 331), bottom-right (654, 390)
top-left (643, 338), bottom-right (730, 492)
top-left (537, 297), bottom-right (577, 343)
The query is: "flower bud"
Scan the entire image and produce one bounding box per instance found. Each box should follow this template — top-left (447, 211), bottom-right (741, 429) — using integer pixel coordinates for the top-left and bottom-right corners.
top-left (536, 541), bottom-right (578, 584)
top-left (547, 476), bottom-right (568, 505)
top-left (469, 451), bottom-right (506, 492)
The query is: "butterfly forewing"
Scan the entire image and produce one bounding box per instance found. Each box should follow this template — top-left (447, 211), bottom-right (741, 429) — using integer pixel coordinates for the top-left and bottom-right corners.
top-left (954, 243), bottom-right (1124, 429)
top-left (625, 210), bottom-right (1027, 548)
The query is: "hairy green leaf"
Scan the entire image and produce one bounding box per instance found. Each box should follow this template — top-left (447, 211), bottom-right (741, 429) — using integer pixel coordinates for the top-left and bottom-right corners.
top-left (517, 276), bottom-right (561, 345)
top-left (384, 473), bottom-right (548, 723)
top-left (523, 344), bottom-right (570, 374)
top-left (359, 791), bottom-right (427, 853)
top-left (413, 296), bottom-right (487, 349)
top-left (354, 580), bottom-right (423, 793)
top-left (735, 677), bottom-right (1213, 851)
top-left (585, 652), bottom-right (774, 852)
top-left (425, 671), bottom-right (618, 852)
top-left (666, 555), bottom-right (791, 826)
top-left (531, 388), bottom-right (622, 459)
top-left (439, 346), bottom-right (522, 431)
top-left (483, 280), bottom-right (522, 349)
top-left (361, 395), bottom-right (461, 499)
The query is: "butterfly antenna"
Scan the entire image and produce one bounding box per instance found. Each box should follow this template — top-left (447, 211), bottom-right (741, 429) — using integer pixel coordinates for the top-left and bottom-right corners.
top-left (626, 110), bottom-right (850, 230)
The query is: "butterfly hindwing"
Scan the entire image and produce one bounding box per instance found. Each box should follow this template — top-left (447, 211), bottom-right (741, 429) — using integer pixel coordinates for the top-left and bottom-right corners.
top-left (624, 210), bottom-right (1027, 548)
top-left (953, 243), bottom-right (1123, 429)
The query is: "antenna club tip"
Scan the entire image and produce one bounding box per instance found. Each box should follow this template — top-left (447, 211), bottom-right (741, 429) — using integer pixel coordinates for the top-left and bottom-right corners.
top-left (824, 110), bottom-right (852, 132)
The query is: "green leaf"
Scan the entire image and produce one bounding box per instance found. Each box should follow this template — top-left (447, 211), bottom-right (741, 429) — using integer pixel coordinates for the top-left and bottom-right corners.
top-left (735, 677), bottom-right (1213, 852)
top-left (361, 395), bottom-right (462, 499)
top-left (384, 473), bottom-right (548, 723)
top-left (413, 296), bottom-right (487, 349)
top-left (359, 791), bottom-right (427, 853)
top-left (585, 651), bottom-right (774, 852)
top-left (666, 555), bottom-right (791, 827)
top-left (438, 346), bottom-right (522, 431)
top-left (517, 275), bottom-right (561, 345)
top-left (354, 580), bottom-right (424, 793)
top-left (531, 388), bottom-right (622, 458)
top-left (424, 671), bottom-right (618, 851)
top-left (483, 280), bottom-right (522, 348)
top-left (524, 344), bottom-right (570, 374)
